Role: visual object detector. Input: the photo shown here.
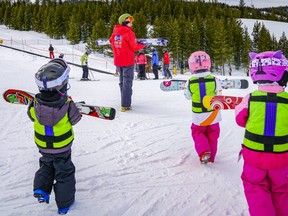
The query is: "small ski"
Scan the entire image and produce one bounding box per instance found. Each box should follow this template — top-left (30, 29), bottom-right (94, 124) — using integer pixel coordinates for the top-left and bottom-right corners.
top-left (95, 37), bottom-right (169, 46)
top-left (160, 79), bottom-right (249, 91)
top-left (3, 89), bottom-right (116, 120)
top-left (202, 95), bottom-right (243, 110)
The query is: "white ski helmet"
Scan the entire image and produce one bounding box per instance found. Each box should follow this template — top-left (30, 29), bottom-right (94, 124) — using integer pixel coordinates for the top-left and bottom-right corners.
top-left (35, 58), bottom-right (70, 91)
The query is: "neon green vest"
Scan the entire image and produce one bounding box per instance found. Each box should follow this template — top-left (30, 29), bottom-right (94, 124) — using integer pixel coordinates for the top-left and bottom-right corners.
top-left (30, 99), bottom-right (74, 149)
top-left (189, 75), bottom-right (216, 113)
top-left (244, 90), bottom-right (288, 153)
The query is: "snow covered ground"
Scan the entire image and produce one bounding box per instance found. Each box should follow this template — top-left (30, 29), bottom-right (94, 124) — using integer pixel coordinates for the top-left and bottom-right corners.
top-left (0, 16), bottom-right (286, 216)
top-left (217, 0), bottom-right (287, 8)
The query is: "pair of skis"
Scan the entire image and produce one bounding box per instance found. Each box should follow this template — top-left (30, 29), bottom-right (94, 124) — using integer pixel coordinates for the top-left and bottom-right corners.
top-left (95, 38), bottom-right (169, 47)
top-left (3, 89), bottom-right (116, 120)
top-left (160, 79), bottom-right (247, 110)
top-left (160, 79), bottom-right (249, 91)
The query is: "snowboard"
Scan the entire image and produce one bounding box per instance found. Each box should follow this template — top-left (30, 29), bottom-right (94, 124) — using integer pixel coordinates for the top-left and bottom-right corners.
top-left (160, 79), bottom-right (249, 91)
top-left (3, 89), bottom-right (116, 120)
top-left (202, 95), bottom-right (243, 110)
top-left (95, 38), bottom-right (169, 46)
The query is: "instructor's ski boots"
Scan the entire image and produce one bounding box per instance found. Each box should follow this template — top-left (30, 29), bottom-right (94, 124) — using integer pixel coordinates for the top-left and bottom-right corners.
top-left (200, 152), bottom-right (211, 164)
top-left (121, 106), bottom-right (132, 112)
top-left (33, 189), bottom-right (50, 204)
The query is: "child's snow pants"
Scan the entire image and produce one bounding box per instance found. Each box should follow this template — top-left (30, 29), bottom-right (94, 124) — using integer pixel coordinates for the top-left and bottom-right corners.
top-left (191, 123), bottom-right (220, 161)
top-left (242, 163), bottom-right (288, 216)
top-left (34, 150), bottom-right (75, 209)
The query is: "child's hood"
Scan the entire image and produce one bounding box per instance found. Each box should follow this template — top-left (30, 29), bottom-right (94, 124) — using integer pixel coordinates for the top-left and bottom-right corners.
top-left (34, 93), bottom-right (69, 126)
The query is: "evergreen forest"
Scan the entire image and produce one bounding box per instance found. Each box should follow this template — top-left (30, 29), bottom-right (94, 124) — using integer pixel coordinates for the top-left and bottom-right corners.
top-left (1, 0), bottom-right (288, 71)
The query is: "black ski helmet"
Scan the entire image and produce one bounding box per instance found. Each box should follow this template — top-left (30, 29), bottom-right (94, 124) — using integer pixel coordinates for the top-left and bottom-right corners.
top-left (35, 58), bottom-right (70, 92)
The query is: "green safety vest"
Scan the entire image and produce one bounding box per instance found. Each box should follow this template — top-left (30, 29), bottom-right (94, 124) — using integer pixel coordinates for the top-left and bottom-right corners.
top-left (244, 90), bottom-right (288, 153)
top-left (189, 75), bottom-right (216, 113)
top-left (30, 99), bottom-right (74, 149)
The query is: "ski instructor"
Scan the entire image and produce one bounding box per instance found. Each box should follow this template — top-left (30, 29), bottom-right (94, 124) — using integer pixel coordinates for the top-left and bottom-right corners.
top-left (109, 13), bottom-right (146, 112)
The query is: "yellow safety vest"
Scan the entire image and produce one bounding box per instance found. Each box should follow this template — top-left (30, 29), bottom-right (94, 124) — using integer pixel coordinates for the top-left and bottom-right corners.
top-left (244, 90), bottom-right (288, 153)
top-left (30, 99), bottom-right (74, 149)
top-left (189, 75), bottom-right (216, 113)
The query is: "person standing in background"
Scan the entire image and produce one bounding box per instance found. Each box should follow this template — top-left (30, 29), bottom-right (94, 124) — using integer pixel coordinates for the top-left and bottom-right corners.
top-left (109, 13), bottom-right (146, 112)
top-left (135, 50), bottom-right (147, 80)
top-left (152, 48), bottom-right (159, 79)
top-left (80, 49), bottom-right (91, 81)
top-left (48, 44), bottom-right (55, 59)
top-left (163, 48), bottom-right (172, 79)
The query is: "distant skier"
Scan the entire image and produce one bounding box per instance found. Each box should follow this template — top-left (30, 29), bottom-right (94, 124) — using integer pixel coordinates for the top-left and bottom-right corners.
top-left (151, 48), bottom-right (159, 79)
top-left (28, 58), bottom-right (82, 214)
top-left (235, 50), bottom-right (288, 216)
top-left (48, 44), bottom-right (55, 59)
top-left (163, 48), bottom-right (172, 79)
top-left (80, 49), bottom-right (91, 81)
top-left (228, 65), bottom-right (232, 76)
top-left (184, 51), bottom-right (222, 164)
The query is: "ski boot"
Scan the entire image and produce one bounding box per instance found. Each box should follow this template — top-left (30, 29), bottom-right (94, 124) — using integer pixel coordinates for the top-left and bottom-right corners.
top-left (58, 207), bottom-right (70, 215)
top-left (33, 189), bottom-right (50, 203)
top-left (58, 202), bottom-right (74, 215)
top-left (199, 152), bottom-right (211, 164)
top-left (121, 106), bottom-right (132, 112)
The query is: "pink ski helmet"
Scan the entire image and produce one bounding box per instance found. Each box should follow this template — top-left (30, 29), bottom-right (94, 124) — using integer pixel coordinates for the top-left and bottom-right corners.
top-left (249, 50), bottom-right (288, 84)
top-left (188, 51), bottom-right (211, 73)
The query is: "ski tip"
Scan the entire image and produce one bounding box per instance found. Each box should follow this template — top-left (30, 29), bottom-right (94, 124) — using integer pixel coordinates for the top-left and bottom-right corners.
top-left (202, 96), bottom-right (213, 109)
top-left (109, 108), bottom-right (116, 120)
top-left (240, 80), bottom-right (249, 89)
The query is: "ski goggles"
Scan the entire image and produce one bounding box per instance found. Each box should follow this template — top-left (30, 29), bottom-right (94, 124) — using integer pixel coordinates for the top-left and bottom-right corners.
top-left (250, 57), bottom-right (288, 68)
top-left (189, 55), bottom-right (210, 64)
top-left (125, 16), bottom-right (134, 23)
top-left (35, 59), bottom-right (70, 90)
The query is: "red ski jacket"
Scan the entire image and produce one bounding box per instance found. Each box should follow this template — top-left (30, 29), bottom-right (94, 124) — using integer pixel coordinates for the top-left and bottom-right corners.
top-left (136, 53), bottom-right (147, 65)
top-left (109, 25), bottom-right (145, 67)
top-left (163, 52), bottom-right (170, 64)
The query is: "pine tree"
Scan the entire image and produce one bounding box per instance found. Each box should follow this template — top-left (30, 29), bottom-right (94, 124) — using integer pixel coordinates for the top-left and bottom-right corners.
top-left (52, 3), bottom-right (65, 39)
top-left (132, 9), bottom-right (148, 39)
top-left (23, 4), bottom-right (32, 31)
top-left (91, 19), bottom-right (107, 52)
top-left (257, 24), bottom-right (272, 52)
top-left (230, 18), bottom-right (244, 69)
top-left (279, 32), bottom-right (288, 57)
top-left (211, 18), bottom-right (229, 75)
top-left (168, 17), bottom-right (181, 64)
top-left (66, 14), bottom-right (80, 44)
top-left (3, 3), bottom-right (12, 27)
top-left (251, 21), bottom-right (261, 52)
top-left (242, 27), bottom-right (252, 69)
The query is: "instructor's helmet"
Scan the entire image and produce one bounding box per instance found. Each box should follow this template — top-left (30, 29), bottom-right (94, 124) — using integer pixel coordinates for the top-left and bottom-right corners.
top-left (118, 13), bottom-right (134, 25)
top-left (249, 50), bottom-right (288, 86)
top-left (35, 58), bottom-right (70, 93)
top-left (188, 51), bottom-right (211, 74)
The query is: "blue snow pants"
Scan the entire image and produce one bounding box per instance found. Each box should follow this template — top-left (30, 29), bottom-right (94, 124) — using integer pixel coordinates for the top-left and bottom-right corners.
top-left (119, 65), bottom-right (134, 107)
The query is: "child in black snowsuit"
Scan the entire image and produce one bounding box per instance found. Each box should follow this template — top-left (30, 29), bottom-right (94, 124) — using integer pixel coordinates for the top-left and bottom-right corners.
top-left (27, 58), bottom-right (82, 215)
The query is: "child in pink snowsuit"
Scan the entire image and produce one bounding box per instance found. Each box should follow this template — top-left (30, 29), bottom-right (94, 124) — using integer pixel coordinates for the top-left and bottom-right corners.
top-left (235, 50), bottom-right (288, 216)
top-left (184, 51), bottom-right (222, 164)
